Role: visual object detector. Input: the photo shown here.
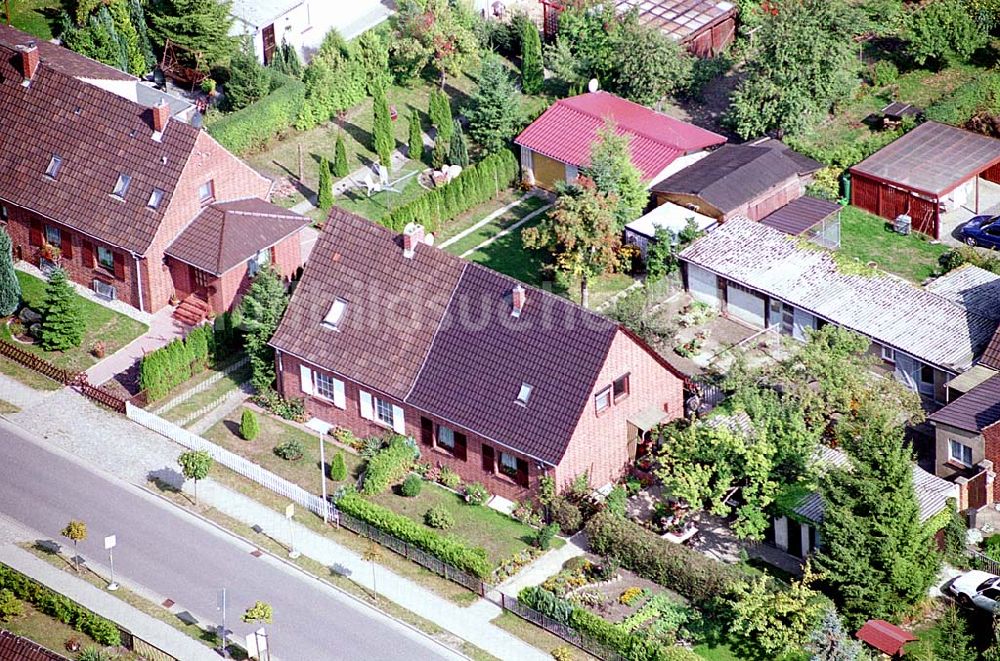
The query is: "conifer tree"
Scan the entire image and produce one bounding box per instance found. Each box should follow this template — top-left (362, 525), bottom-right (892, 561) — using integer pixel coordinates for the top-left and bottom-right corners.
top-left (428, 89), bottom-right (453, 144)
top-left (448, 120), bottom-right (469, 167)
top-left (39, 268), bottom-right (84, 351)
top-left (147, 0), bottom-right (237, 68)
top-left (520, 19), bottom-right (544, 94)
top-left (0, 229), bottom-right (21, 317)
top-left (408, 109), bottom-right (424, 163)
top-left (317, 157), bottom-right (333, 212)
top-left (240, 267), bottom-right (289, 391)
top-left (466, 55), bottom-right (522, 154)
top-left (330, 452), bottom-right (347, 481)
top-left (372, 82), bottom-right (394, 168)
top-left (333, 133), bottom-right (349, 178)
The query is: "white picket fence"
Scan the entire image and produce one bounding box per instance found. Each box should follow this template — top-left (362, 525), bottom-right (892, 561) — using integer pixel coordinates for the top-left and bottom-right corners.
top-left (126, 402), bottom-right (332, 520)
top-left (151, 356), bottom-right (250, 415)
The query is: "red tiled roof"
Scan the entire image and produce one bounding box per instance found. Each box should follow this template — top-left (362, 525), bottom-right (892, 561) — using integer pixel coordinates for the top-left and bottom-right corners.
top-left (0, 25), bottom-right (134, 81)
top-left (166, 198), bottom-right (308, 275)
top-left (0, 629), bottom-right (71, 661)
top-left (515, 92), bottom-right (726, 180)
top-left (0, 26), bottom-right (200, 254)
top-left (855, 620), bottom-right (916, 657)
top-left (270, 209), bottom-right (629, 465)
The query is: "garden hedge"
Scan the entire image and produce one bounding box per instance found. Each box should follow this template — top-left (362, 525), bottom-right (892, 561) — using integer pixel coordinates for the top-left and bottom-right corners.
top-left (382, 150), bottom-right (520, 232)
top-left (360, 435), bottom-right (417, 495)
top-left (207, 78), bottom-right (306, 156)
top-left (518, 586), bottom-right (700, 661)
top-left (0, 562), bottom-right (121, 646)
top-left (336, 492), bottom-right (492, 578)
top-left (139, 316), bottom-right (241, 402)
top-left (586, 511), bottom-right (752, 607)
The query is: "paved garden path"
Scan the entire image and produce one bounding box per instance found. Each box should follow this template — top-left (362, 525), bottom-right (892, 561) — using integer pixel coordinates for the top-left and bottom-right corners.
top-left (86, 307), bottom-right (189, 388)
top-left (496, 532), bottom-right (587, 597)
top-left (2, 377), bottom-right (549, 661)
top-left (186, 382), bottom-right (254, 435)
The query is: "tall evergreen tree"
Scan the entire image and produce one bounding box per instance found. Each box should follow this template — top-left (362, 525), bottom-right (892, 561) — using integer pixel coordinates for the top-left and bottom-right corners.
top-left (281, 40), bottom-right (302, 78)
top-left (372, 82), bottom-right (394, 168)
top-left (0, 229), bottom-right (20, 317)
top-left (128, 0), bottom-right (156, 71)
top-left (582, 120), bottom-right (647, 228)
top-left (317, 157), bottom-right (333, 211)
top-left (448, 119), bottom-right (469, 167)
top-left (408, 109), bottom-right (424, 163)
top-left (39, 268), bottom-right (84, 351)
top-left (466, 55), bottom-right (521, 154)
top-left (805, 607), bottom-right (868, 661)
top-left (520, 19), bottom-right (544, 94)
top-left (225, 43), bottom-right (270, 110)
top-left (148, 0), bottom-right (237, 68)
top-left (333, 132), bottom-right (349, 177)
top-left (428, 89), bottom-right (453, 144)
top-left (814, 403), bottom-right (941, 627)
top-left (240, 267), bottom-right (288, 391)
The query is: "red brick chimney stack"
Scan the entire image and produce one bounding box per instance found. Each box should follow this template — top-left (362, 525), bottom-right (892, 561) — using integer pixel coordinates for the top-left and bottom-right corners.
top-left (16, 43), bottom-right (39, 81)
top-left (152, 99), bottom-right (170, 134)
top-left (512, 284), bottom-right (526, 317)
top-left (402, 223), bottom-right (425, 259)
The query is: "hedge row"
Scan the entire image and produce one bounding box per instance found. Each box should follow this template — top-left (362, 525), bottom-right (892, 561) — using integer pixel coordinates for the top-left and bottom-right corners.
top-left (207, 78), bottom-right (306, 156)
top-left (586, 511), bottom-right (752, 608)
top-left (336, 492), bottom-right (492, 578)
top-left (139, 316), bottom-right (240, 402)
top-left (0, 563), bottom-right (121, 646)
top-left (519, 586), bottom-right (700, 661)
top-left (360, 436), bottom-right (417, 495)
top-left (382, 150), bottom-right (520, 232)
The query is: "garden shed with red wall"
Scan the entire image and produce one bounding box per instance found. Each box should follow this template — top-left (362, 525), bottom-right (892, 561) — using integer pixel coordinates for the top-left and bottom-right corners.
top-left (849, 122), bottom-right (1000, 239)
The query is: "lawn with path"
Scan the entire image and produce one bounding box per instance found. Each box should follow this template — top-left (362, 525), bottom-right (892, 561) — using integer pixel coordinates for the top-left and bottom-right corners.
top-left (162, 364), bottom-right (252, 426)
top-left (1, 271), bottom-right (147, 372)
top-left (837, 205), bottom-right (949, 282)
top-left (444, 195), bottom-right (548, 256)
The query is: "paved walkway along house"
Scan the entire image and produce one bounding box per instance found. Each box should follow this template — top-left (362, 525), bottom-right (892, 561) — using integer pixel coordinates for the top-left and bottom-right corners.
top-left (1, 378), bottom-right (549, 660)
top-left (85, 307), bottom-right (190, 387)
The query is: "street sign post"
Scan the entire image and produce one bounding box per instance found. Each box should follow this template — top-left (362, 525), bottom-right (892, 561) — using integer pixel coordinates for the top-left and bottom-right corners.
top-left (285, 504), bottom-right (299, 559)
top-left (103, 535), bottom-right (118, 591)
top-left (217, 588), bottom-right (228, 658)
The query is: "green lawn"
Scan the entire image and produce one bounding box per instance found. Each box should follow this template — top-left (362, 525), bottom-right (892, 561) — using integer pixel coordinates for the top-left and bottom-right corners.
top-left (370, 480), bottom-right (540, 564)
top-left (330, 159), bottom-right (429, 222)
top-left (837, 205), bottom-right (949, 282)
top-left (9, 0), bottom-right (63, 40)
top-left (0, 271), bottom-right (147, 372)
top-left (0, 355), bottom-right (63, 390)
top-left (2, 599), bottom-right (102, 657)
top-left (692, 642), bottom-right (744, 661)
top-left (443, 194), bottom-right (548, 256)
top-left (162, 364), bottom-right (251, 426)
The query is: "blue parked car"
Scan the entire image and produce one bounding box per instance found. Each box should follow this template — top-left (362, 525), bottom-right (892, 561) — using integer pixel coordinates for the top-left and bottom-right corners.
top-left (960, 214), bottom-right (1000, 249)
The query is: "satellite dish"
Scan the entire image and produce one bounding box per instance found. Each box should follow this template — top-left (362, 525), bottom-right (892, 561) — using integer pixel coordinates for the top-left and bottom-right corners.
top-left (588, 78), bottom-right (600, 93)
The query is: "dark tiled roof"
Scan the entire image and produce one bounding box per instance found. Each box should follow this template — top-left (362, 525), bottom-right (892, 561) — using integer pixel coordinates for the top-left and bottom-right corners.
top-left (929, 373), bottom-right (1000, 432)
top-left (0, 25), bottom-right (133, 81)
top-left (983, 328), bottom-right (1000, 370)
top-left (851, 121), bottom-right (1000, 196)
top-left (0, 27), bottom-right (200, 254)
top-left (269, 208), bottom-right (466, 400)
top-left (0, 629), bottom-right (70, 661)
top-left (651, 139), bottom-right (821, 213)
top-left (166, 199), bottom-right (308, 275)
top-left (761, 196), bottom-right (840, 236)
top-left (271, 209), bottom-right (626, 465)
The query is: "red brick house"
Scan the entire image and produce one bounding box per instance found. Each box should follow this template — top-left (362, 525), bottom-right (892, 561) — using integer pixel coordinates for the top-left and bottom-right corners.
top-left (269, 209), bottom-right (686, 499)
top-left (0, 26), bottom-right (308, 323)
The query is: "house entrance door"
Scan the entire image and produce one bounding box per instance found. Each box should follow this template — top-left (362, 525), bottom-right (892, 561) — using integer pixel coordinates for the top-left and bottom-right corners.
top-left (262, 24), bottom-right (277, 65)
top-left (190, 266), bottom-right (211, 298)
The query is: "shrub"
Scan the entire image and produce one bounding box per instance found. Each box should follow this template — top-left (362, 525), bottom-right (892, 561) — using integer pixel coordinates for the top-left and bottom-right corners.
top-left (536, 523), bottom-right (560, 550)
top-left (940, 245), bottom-right (1000, 275)
top-left (551, 646), bottom-right (573, 661)
top-left (274, 439), bottom-right (304, 461)
top-left (586, 511), bottom-right (752, 608)
top-left (439, 466), bottom-right (462, 490)
top-left (868, 60), bottom-right (898, 87)
top-left (336, 492), bottom-right (491, 577)
top-left (926, 72), bottom-right (1000, 127)
top-left (0, 588), bottom-right (20, 621)
top-left (254, 389), bottom-right (306, 421)
top-left (361, 436), bottom-right (417, 495)
top-left (605, 486), bottom-right (627, 517)
top-left (360, 436), bottom-right (384, 459)
top-left (401, 474), bottom-right (423, 497)
top-left (330, 452), bottom-right (348, 481)
top-left (565, 556), bottom-right (590, 572)
top-left (551, 497), bottom-right (583, 534)
top-left (425, 505), bottom-right (454, 530)
top-left (239, 409), bottom-right (259, 441)
top-left (984, 534), bottom-right (1000, 561)
top-left (806, 167), bottom-right (844, 201)
top-left (76, 648), bottom-right (110, 661)
top-left (464, 482), bottom-right (489, 506)
top-left (206, 78), bottom-right (305, 156)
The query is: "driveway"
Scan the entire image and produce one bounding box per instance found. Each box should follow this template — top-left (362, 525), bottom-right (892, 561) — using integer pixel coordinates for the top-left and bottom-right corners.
top-left (938, 178), bottom-right (1000, 247)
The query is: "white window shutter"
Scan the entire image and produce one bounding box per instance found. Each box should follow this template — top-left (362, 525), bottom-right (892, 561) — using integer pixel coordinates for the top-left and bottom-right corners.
top-left (391, 405), bottom-right (406, 434)
top-left (333, 379), bottom-right (346, 409)
top-left (359, 391), bottom-right (374, 420)
top-left (299, 365), bottom-right (313, 395)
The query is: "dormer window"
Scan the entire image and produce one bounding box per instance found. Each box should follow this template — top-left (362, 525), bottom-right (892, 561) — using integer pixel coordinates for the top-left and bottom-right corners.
top-left (45, 155), bottom-right (62, 179)
top-left (198, 180), bottom-right (215, 205)
top-left (516, 382), bottom-right (533, 406)
top-left (147, 188), bottom-right (164, 209)
top-left (112, 174), bottom-right (132, 199)
top-left (323, 298), bottom-right (347, 329)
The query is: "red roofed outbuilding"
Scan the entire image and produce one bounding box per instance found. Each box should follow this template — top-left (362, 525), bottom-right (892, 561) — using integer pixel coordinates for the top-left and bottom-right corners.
top-left (855, 620), bottom-right (916, 658)
top-left (515, 91), bottom-right (725, 191)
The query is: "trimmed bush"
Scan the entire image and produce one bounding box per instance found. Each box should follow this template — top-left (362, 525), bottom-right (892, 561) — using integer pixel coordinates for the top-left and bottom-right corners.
top-left (464, 482), bottom-right (489, 506)
top-left (401, 474), bottom-right (423, 497)
top-left (586, 511), bottom-right (751, 607)
top-left (535, 523), bottom-right (560, 550)
top-left (239, 409), bottom-right (259, 441)
top-left (138, 324), bottom-right (227, 402)
top-left (551, 497), bottom-right (583, 534)
top-left (206, 78), bottom-right (305, 156)
top-left (0, 563), bottom-right (121, 646)
top-left (361, 435), bottom-right (417, 495)
top-left (274, 439), bottom-right (304, 461)
top-left (330, 452), bottom-right (348, 481)
top-left (336, 492), bottom-right (491, 577)
top-left (425, 505), bottom-right (454, 530)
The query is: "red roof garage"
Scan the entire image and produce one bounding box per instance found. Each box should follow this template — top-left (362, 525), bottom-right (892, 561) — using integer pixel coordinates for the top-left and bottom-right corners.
top-left (849, 121), bottom-right (1000, 239)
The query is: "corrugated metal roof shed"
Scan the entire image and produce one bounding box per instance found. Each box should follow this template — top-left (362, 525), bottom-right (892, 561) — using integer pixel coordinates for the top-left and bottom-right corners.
top-left (678, 217), bottom-right (1000, 371)
top-left (925, 264), bottom-right (1000, 322)
top-left (760, 197), bottom-right (840, 236)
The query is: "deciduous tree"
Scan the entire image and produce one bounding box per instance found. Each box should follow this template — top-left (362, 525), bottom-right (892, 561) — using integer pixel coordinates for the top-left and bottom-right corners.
top-left (178, 449), bottom-right (213, 504)
top-left (610, 13), bottom-right (692, 105)
top-left (390, 0), bottom-right (479, 85)
top-left (61, 520), bottom-right (87, 572)
top-left (466, 55), bottom-right (522, 154)
top-left (0, 229), bottom-right (20, 317)
top-left (39, 268), bottom-right (84, 351)
top-left (522, 178), bottom-right (620, 308)
top-left (904, 0), bottom-right (986, 66)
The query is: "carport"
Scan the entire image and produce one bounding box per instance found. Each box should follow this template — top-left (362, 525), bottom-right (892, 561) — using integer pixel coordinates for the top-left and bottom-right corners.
top-left (849, 122), bottom-right (1000, 239)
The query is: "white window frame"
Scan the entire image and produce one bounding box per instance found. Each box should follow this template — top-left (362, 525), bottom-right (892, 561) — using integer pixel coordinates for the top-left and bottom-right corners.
top-left (323, 298), bottom-right (347, 329)
top-left (375, 396), bottom-right (394, 427)
top-left (44, 225), bottom-right (61, 247)
top-left (92, 279), bottom-right (116, 301)
top-left (314, 371), bottom-right (338, 401)
top-left (437, 425), bottom-right (456, 450)
top-left (881, 345), bottom-right (896, 363)
top-left (499, 451), bottom-right (518, 473)
top-left (198, 180), bottom-right (215, 205)
top-left (595, 386), bottom-right (611, 413)
top-left (147, 188), bottom-right (164, 209)
top-left (516, 382), bottom-right (533, 405)
top-left (949, 439), bottom-right (973, 467)
top-left (97, 245), bottom-right (114, 270)
top-left (45, 155), bottom-right (62, 178)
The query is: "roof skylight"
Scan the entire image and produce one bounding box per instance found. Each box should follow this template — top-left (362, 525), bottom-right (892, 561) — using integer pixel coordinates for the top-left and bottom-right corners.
top-left (516, 382), bottom-right (533, 406)
top-left (112, 174), bottom-right (132, 199)
top-left (323, 298), bottom-right (347, 329)
top-left (45, 155), bottom-right (62, 179)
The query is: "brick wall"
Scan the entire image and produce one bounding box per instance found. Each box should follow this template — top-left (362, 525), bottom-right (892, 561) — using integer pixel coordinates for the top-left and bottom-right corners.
top-left (277, 352), bottom-right (541, 500)
top-left (985, 422), bottom-right (1000, 501)
top-left (6, 206), bottom-right (140, 308)
top-left (554, 329), bottom-right (684, 491)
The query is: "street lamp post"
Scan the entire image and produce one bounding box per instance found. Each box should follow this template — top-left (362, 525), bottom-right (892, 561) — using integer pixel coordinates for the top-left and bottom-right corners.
top-left (217, 588), bottom-right (228, 659)
top-left (104, 535), bottom-right (118, 591)
top-left (285, 504), bottom-right (300, 559)
top-left (318, 429), bottom-right (329, 524)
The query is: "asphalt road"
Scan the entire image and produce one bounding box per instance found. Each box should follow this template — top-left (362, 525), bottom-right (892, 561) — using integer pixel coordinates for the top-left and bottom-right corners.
top-left (0, 422), bottom-right (460, 661)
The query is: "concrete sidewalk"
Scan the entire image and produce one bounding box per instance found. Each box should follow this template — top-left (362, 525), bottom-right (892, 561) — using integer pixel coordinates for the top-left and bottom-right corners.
top-left (86, 307), bottom-right (189, 387)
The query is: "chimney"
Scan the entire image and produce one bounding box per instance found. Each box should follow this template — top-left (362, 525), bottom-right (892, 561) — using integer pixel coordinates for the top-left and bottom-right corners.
top-left (152, 99), bottom-right (170, 134)
top-left (402, 223), bottom-right (425, 259)
top-left (511, 285), bottom-right (526, 318)
top-left (16, 43), bottom-right (39, 81)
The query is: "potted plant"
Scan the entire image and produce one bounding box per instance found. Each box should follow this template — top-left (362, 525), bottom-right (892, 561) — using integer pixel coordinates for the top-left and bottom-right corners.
top-left (91, 341), bottom-right (106, 359)
top-left (201, 78), bottom-right (217, 97)
top-left (41, 242), bottom-right (61, 263)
